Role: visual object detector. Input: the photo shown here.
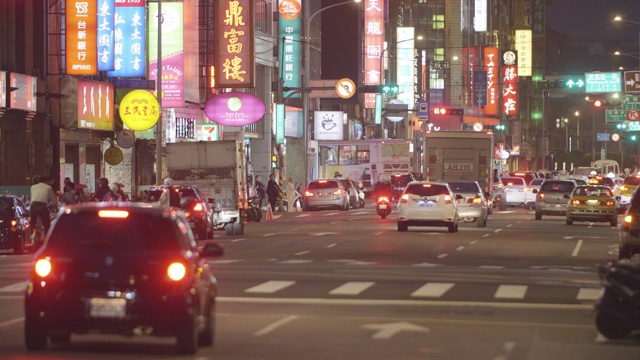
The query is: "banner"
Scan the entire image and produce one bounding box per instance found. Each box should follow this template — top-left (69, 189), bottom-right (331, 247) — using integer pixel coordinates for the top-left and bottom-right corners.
top-left (149, 2), bottom-right (184, 107)
top-left (66, 0), bottom-right (98, 75)
top-left (107, 1), bottom-right (146, 77)
top-left (484, 47), bottom-right (499, 115)
top-left (97, 0), bottom-right (115, 71)
top-left (278, 0), bottom-right (301, 97)
top-left (214, 0), bottom-right (255, 88)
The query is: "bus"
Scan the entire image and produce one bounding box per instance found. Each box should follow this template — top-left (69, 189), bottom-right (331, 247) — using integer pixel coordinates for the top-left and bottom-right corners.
top-left (313, 139), bottom-right (412, 195)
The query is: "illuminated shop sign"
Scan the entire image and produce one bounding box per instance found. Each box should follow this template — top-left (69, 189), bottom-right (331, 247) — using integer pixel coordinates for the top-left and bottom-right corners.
top-left (396, 27), bottom-right (414, 110)
top-left (66, 0), bottom-right (98, 75)
top-left (515, 30), bottom-right (532, 77)
top-left (149, 2), bottom-right (183, 107)
top-left (278, 0), bottom-right (301, 98)
top-left (9, 73), bottom-right (37, 112)
top-left (214, 0), bottom-right (255, 88)
top-left (204, 92), bottom-right (266, 126)
top-left (107, 0), bottom-right (146, 77)
top-left (363, 0), bottom-right (384, 108)
top-left (501, 50), bottom-right (518, 116)
top-left (0, 71), bottom-right (6, 108)
top-left (484, 46), bottom-right (498, 115)
top-left (77, 79), bottom-right (114, 130)
top-left (119, 89), bottom-right (160, 131)
top-left (97, 0), bottom-right (115, 71)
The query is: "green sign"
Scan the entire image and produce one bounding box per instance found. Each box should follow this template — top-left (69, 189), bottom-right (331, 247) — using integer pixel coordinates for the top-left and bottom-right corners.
top-left (606, 110), bottom-right (627, 123)
top-left (375, 94), bottom-right (382, 125)
top-left (623, 95), bottom-right (640, 110)
top-left (275, 104), bottom-right (285, 144)
top-left (585, 72), bottom-right (622, 93)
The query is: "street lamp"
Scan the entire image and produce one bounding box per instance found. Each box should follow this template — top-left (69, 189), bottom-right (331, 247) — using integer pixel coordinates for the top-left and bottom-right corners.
top-left (613, 16), bottom-right (640, 70)
top-left (574, 111), bottom-right (580, 151)
top-left (302, 0), bottom-right (361, 188)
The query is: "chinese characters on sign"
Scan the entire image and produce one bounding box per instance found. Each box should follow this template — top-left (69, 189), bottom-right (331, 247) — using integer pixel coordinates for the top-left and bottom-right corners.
top-left (66, 0), bottom-right (98, 75)
top-left (502, 50), bottom-right (518, 116)
top-left (9, 73), bottom-right (37, 111)
top-left (585, 72), bottom-right (622, 93)
top-left (363, 0), bottom-right (384, 108)
top-left (215, 0), bottom-right (255, 88)
top-left (515, 30), bottom-right (531, 77)
top-left (278, 0), bottom-right (301, 98)
top-left (97, 0), bottom-right (115, 71)
top-left (484, 47), bottom-right (499, 115)
top-left (107, 0), bottom-right (146, 77)
top-left (119, 90), bottom-right (160, 131)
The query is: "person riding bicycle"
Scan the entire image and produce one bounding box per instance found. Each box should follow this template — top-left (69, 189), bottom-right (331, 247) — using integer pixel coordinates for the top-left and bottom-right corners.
top-left (29, 175), bottom-right (57, 236)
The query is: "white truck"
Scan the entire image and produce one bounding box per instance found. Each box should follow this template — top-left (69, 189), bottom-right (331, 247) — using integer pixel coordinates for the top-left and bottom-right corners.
top-left (423, 130), bottom-right (494, 205)
top-left (166, 140), bottom-right (247, 236)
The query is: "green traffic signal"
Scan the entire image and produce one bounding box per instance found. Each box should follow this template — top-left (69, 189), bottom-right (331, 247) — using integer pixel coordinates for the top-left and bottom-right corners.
top-left (381, 84), bottom-right (399, 95)
top-left (495, 124), bottom-right (505, 131)
top-left (632, 135), bottom-right (638, 141)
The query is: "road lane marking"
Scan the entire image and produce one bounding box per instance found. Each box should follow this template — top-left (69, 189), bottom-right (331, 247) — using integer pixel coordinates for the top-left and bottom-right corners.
top-left (253, 315), bottom-right (300, 337)
top-left (577, 288), bottom-right (601, 301)
top-left (0, 317), bottom-right (24, 330)
top-left (326, 243), bottom-right (337, 248)
top-left (507, 224), bottom-right (513, 228)
top-left (295, 251), bottom-right (310, 256)
top-left (494, 229), bottom-right (502, 233)
top-left (296, 213), bottom-right (311, 218)
top-left (231, 238), bottom-right (246, 242)
top-left (263, 233), bottom-right (277, 237)
top-left (273, 215), bottom-right (282, 220)
top-left (329, 282), bottom-right (375, 296)
top-left (245, 281), bottom-right (296, 294)
top-left (411, 283), bottom-right (454, 298)
top-left (210, 259), bottom-right (243, 264)
top-left (470, 240), bottom-right (479, 244)
top-left (456, 246), bottom-right (464, 251)
top-left (0, 282), bottom-right (26, 292)
top-left (374, 232), bottom-right (384, 236)
top-left (483, 234), bottom-right (490, 238)
top-left (437, 253), bottom-right (448, 259)
top-left (494, 285), bottom-right (527, 299)
top-left (479, 266), bottom-right (504, 270)
top-left (279, 260), bottom-right (313, 264)
top-left (323, 212), bottom-right (338, 216)
top-left (352, 211), bottom-right (368, 215)
top-left (572, 240), bottom-right (583, 257)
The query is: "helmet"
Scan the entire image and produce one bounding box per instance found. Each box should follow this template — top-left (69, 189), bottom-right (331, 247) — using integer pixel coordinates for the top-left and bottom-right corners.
top-left (109, 182), bottom-right (120, 192)
top-left (163, 177), bottom-right (174, 187)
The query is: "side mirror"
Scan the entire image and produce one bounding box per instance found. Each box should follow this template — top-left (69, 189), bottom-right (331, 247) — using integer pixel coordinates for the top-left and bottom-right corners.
top-left (199, 241), bottom-right (224, 257)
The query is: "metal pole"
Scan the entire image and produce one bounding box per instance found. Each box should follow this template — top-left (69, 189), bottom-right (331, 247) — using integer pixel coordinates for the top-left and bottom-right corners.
top-left (155, 0), bottom-right (163, 185)
top-left (592, 107), bottom-right (596, 162)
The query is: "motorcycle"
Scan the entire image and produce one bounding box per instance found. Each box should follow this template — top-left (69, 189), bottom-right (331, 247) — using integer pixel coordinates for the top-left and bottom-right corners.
top-left (594, 257), bottom-right (640, 339)
top-left (376, 196), bottom-right (392, 219)
top-left (246, 196), bottom-right (263, 222)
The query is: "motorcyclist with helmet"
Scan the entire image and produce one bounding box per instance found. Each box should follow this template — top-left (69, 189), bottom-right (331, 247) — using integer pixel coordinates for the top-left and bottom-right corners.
top-left (157, 177), bottom-right (181, 208)
top-left (373, 174), bottom-right (393, 201)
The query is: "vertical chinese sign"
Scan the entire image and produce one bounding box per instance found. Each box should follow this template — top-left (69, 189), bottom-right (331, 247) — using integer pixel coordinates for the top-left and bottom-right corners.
top-left (396, 27), bottom-right (414, 110)
top-left (278, 0), bottom-right (301, 98)
top-left (149, 1), bottom-right (184, 107)
top-left (215, 0), bottom-right (255, 88)
top-left (66, 0), bottom-right (98, 75)
top-left (502, 50), bottom-right (518, 116)
top-left (97, 0), bottom-right (115, 71)
top-left (515, 30), bottom-right (532, 77)
top-left (108, 0), bottom-right (146, 77)
top-left (484, 46), bottom-right (498, 115)
top-left (363, 0), bottom-right (384, 108)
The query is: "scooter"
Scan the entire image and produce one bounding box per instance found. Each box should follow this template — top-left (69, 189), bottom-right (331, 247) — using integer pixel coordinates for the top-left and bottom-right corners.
top-left (246, 196), bottom-right (263, 222)
top-left (594, 258), bottom-right (640, 339)
top-left (376, 196), bottom-right (392, 219)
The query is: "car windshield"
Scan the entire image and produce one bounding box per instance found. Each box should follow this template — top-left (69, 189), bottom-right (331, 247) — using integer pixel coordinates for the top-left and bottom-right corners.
top-left (573, 186), bottom-right (613, 197)
top-left (404, 184), bottom-right (449, 197)
top-left (308, 181), bottom-right (340, 190)
top-left (47, 212), bottom-right (181, 251)
top-left (541, 182), bottom-right (575, 193)
top-left (448, 182), bottom-right (479, 193)
top-left (180, 188), bottom-right (197, 198)
top-left (623, 176), bottom-right (640, 186)
top-left (0, 198), bottom-right (14, 218)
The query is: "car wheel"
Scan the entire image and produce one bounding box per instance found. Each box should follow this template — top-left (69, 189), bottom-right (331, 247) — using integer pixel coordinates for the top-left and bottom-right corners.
top-left (397, 221), bottom-right (408, 232)
top-left (611, 218), bottom-right (618, 227)
top-left (13, 236), bottom-right (25, 255)
top-left (198, 301), bottom-right (215, 347)
top-left (24, 318), bottom-right (47, 351)
top-left (566, 218), bottom-right (573, 225)
top-left (476, 215), bottom-right (487, 228)
top-left (447, 223), bottom-right (455, 233)
top-left (535, 211), bottom-right (542, 220)
top-left (225, 225), bottom-right (234, 236)
top-left (176, 313), bottom-right (198, 355)
top-left (233, 222), bottom-right (243, 235)
top-left (49, 332), bottom-right (71, 344)
top-left (499, 201), bottom-right (507, 211)
top-left (596, 310), bottom-right (632, 339)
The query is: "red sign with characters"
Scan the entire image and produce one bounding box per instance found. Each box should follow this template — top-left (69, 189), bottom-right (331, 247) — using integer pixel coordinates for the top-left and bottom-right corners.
top-left (484, 47), bottom-right (499, 115)
top-left (501, 50), bottom-right (518, 116)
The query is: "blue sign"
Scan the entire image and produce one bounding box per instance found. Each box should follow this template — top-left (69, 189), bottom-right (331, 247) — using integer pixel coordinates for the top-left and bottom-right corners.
top-left (107, 6), bottom-right (146, 77)
top-left (417, 100), bottom-right (429, 121)
top-left (97, 0), bottom-right (115, 71)
top-left (473, 70), bottom-right (487, 106)
top-left (276, 104), bottom-right (285, 144)
top-left (596, 133), bottom-right (610, 142)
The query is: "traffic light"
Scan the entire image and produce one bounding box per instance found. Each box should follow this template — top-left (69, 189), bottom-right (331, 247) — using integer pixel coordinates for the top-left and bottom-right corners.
top-left (432, 106), bottom-right (463, 116)
top-left (589, 99), bottom-right (607, 108)
top-left (359, 84), bottom-right (399, 95)
top-left (381, 84), bottom-right (399, 95)
top-left (631, 134), bottom-right (638, 141)
top-left (495, 124), bottom-right (506, 131)
top-left (271, 154), bottom-right (278, 168)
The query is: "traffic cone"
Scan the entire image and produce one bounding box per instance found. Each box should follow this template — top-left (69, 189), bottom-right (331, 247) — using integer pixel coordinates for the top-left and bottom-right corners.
top-left (265, 203), bottom-right (274, 221)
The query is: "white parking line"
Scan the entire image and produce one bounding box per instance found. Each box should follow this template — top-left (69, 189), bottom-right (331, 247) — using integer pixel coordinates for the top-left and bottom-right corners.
top-left (572, 240), bottom-right (583, 257)
top-left (483, 234), bottom-right (491, 238)
top-left (494, 229), bottom-right (502, 233)
top-left (507, 224), bottom-right (513, 228)
top-left (254, 315), bottom-right (300, 337)
top-left (437, 253), bottom-right (448, 259)
top-left (0, 282), bottom-right (25, 292)
top-left (411, 283), bottom-right (454, 298)
top-left (470, 240), bottom-right (479, 244)
top-left (296, 213), bottom-right (311, 218)
top-left (323, 212), bottom-right (339, 216)
top-left (329, 282), bottom-right (375, 296)
top-left (245, 281), bottom-right (296, 294)
top-left (326, 243), bottom-right (337, 248)
top-left (456, 246), bottom-right (464, 251)
top-left (295, 251), bottom-right (311, 256)
top-left (494, 285), bottom-right (527, 299)
top-left (231, 238), bottom-right (246, 242)
top-left (263, 233), bottom-right (277, 237)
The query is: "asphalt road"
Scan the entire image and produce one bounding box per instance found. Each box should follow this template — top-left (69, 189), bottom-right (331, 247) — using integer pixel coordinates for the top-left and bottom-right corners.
top-left (0, 205), bottom-right (638, 359)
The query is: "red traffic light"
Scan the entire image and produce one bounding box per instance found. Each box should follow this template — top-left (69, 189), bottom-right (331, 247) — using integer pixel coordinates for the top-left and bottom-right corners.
top-left (594, 100), bottom-right (603, 107)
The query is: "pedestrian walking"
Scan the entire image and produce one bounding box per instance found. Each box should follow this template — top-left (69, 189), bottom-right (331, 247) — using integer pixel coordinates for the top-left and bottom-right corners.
top-left (266, 174), bottom-right (279, 212)
top-left (286, 176), bottom-right (296, 212)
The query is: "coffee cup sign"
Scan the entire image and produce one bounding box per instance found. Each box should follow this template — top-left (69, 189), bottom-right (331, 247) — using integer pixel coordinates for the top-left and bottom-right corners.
top-left (119, 90), bottom-right (161, 131)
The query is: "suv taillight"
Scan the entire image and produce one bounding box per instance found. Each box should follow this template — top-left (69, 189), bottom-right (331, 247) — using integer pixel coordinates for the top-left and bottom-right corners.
top-left (35, 258), bottom-right (52, 278)
top-left (444, 195), bottom-right (453, 204)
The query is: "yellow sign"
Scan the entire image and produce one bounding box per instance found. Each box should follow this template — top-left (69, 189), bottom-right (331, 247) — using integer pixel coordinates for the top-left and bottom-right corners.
top-left (104, 146), bottom-right (123, 166)
top-left (119, 90), bottom-right (161, 131)
top-left (336, 78), bottom-right (356, 99)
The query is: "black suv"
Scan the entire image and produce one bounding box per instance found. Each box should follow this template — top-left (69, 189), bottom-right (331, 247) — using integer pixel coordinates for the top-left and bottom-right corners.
top-left (144, 185), bottom-right (214, 239)
top-left (620, 188), bottom-right (640, 259)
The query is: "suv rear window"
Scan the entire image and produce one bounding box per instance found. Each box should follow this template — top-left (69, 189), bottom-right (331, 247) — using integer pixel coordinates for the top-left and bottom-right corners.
top-left (405, 184), bottom-right (449, 197)
top-left (47, 212), bottom-right (181, 251)
top-left (541, 181), bottom-right (575, 193)
top-left (448, 182), bottom-right (480, 193)
top-left (308, 181), bottom-right (340, 190)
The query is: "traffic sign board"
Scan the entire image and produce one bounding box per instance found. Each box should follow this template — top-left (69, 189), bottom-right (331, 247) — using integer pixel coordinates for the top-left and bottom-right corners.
top-left (335, 78), bottom-right (356, 99)
top-left (625, 71), bottom-right (640, 93)
top-left (606, 109), bottom-right (627, 122)
top-left (623, 95), bottom-right (640, 110)
top-left (629, 110), bottom-right (640, 121)
top-left (585, 72), bottom-right (622, 93)
top-left (597, 133), bottom-right (610, 141)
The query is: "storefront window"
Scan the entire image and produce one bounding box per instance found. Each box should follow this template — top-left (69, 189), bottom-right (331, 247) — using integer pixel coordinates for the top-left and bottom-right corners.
top-left (339, 146), bottom-right (356, 165)
top-left (321, 146), bottom-right (338, 166)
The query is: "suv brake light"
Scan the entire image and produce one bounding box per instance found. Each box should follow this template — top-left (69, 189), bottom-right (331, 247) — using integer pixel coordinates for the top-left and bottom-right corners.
top-left (332, 189), bottom-right (342, 195)
top-left (35, 258), bottom-right (52, 277)
top-left (193, 203), bottom-right (204, 212)
top-left (305, 191), bottom-right (314, 197)
top-left (167, 262), bottom-right (186, 281)
top-left (444, 195), bottom-right (453, 204)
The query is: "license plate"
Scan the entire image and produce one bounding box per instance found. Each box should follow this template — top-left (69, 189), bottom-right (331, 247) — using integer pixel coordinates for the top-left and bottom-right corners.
top-left (378, 204), bottom-right (387, 209)
top-left (89, 298), bottom-right (126, 318)
top-left (587, 200), bottom-right (599, 206)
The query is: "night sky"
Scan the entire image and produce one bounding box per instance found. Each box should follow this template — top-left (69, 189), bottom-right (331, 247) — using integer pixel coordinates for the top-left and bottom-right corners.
top-left (320, 0), bottom-right (640, 82)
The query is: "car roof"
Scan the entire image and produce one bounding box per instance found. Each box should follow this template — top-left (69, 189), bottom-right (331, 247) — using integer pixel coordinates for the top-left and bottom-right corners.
top-left (408, 181), bottom-right (449, 186)
top-left (62, 202), bottom-right (173, 215)
top-left (447, 180), bottom-right (479, 184)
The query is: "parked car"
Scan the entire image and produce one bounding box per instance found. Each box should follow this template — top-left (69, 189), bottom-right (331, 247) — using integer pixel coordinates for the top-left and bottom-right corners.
top-left (397, 181), bottom-right (461, 233)
top-left (24, 203), bottom-right (224, 354)
top-left (621, 186), bottom-right (640, 259)
top-left (566, 185), bottom-right (617, 226)
top-left (144, 185), bottom-right (214, 239)
top-left (304, 179), bottom-right (350, 211)
top-left (534, 179), bottom-right (577, 220)
top-left (448, 180), bottom-right (489, 227)
top-left (0, 195), bottom-right (33, 254)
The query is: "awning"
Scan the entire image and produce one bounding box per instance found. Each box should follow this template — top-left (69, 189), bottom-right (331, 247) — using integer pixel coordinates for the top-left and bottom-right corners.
top-left (463, 115), bottom-right (499, 126)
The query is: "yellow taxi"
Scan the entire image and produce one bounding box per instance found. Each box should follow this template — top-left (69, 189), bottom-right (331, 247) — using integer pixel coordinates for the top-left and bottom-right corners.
top-left (616, 175), bottom-right (640, 211)
top-left (566, 185), bottom-right (617, 227)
